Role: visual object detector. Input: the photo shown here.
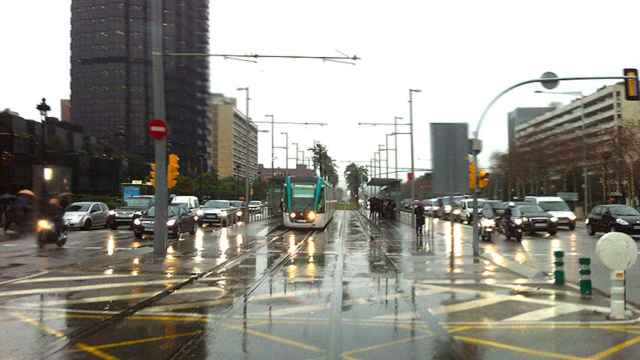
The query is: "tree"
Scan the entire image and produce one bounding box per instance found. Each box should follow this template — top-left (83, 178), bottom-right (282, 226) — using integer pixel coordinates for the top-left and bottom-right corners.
top-left (344, 163), bottom-right (368, 200)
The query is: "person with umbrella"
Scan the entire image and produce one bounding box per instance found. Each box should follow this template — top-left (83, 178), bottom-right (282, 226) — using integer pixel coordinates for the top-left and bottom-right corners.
top-left (0, 194), bottom-right (16, 233)
top-left (414, 200), bottom-right (426, 237)
top-left (4, 190), bottom-right (36, 233)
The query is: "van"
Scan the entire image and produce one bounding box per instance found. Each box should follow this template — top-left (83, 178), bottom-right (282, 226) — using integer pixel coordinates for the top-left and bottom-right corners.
top-left (171, 196), bottom-right (200, 211)
top-left (524, 196), bottom-right (576, 230)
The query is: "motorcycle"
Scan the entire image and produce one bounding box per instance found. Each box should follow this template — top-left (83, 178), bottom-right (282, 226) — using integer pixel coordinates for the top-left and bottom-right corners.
top-left (36, 219), bottom-right (67, 248)
top-left (502, 216), bottom-right (523, 242)
top-left (478, 217), bottom-right (495, 242)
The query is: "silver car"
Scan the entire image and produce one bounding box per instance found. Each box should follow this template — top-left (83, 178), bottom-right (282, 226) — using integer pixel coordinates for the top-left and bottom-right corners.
top-left (63, 202), bottom-right (110, 230)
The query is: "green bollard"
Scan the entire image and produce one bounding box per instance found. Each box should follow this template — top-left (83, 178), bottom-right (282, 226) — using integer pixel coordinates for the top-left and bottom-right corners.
top-left (579, 257), bottom-right (592, 297)
top-left (554, 250), bottom-right (565, 286)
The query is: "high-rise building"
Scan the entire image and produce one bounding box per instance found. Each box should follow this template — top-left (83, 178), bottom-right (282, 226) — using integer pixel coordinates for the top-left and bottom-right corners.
top-left (70, 0), bottom-right (210, 174)
top-left (507, 107), bottom-right (555, 150)
top-left (208, 94), bottom-right (258, 179)
top-left (60, 99), bottom-right (72, 122)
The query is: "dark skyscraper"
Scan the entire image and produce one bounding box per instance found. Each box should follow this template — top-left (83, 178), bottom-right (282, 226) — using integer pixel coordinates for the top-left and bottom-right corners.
top-left (71, 0), bottom-right (210, 174)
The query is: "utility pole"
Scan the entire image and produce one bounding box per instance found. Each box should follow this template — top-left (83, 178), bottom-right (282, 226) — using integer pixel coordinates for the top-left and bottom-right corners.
top-left (264, 115), bottom-right (275, 177)
top-left (409, 89), bottom-right (421, 211)
top-left (292, 142), bottom-right (299, 166)
top-left (394, 117), bottom-right (402, 179)
top-left (151, 0), bottom-right (168, 256)
top-left (280, 132), bottom-right (289, 175)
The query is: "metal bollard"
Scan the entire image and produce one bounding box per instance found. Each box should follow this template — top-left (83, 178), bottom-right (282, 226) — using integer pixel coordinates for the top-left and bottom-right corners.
top-left (554, 250), bottom-right (565, 286)
top-left (579, 257), bottom-right (592, 297)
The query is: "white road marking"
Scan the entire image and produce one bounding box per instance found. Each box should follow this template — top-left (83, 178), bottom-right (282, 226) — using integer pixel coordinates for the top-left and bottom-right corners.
top-left (19, 286), bottom-right (224, 307)
top-left (14, 274), bottom-right (140, 284)
top-left (373, 312), bottom-right (421, 320)
top-left (0, 271), bottom-right (49, 287)
top-left (501, 304), bottom-right (584, 322)
top-left (0, 279), bottom-right (183, 298)
top-left (429, 296), bottom-right (506, 315)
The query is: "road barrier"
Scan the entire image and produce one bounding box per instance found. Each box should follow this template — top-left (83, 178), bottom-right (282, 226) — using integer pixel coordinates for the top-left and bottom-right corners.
top-left (554, 250), bottom-right (565, 286)
top-left (579, 257), bottom-right (592, 297)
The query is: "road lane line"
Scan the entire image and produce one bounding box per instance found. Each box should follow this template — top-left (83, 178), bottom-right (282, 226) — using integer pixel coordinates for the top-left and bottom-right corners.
top-left (11, 312), bottom-right (119, 360)
top-left (453, 335), bottom-right (584, 360)
top-left (224, 324), bottom-right (323, 353)
top-left (502, 304), bottom-right (583, 322)
top-left (14, 274), bottom-right (140, 284)
top-left (0, 271), bottom-right (49, 287)
top-left (19, 286), bottom-right (224, 307)
top-left (90, 330), bottom-right (203, 350)
top-left (0, 279), bottom-right (183, 297)
top-left (429, 296), bottom-right (506, 315)
top-left (589, 335), bottom-right (640, 360)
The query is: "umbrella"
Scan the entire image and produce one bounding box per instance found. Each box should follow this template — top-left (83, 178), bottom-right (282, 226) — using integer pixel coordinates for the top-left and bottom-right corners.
top-left (17, 189), bottom-right (35, 197)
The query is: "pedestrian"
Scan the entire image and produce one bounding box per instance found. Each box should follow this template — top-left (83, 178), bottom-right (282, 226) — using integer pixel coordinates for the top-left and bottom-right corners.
top-left (368, 197), bottom-right (376, 220)
top-left (414, 201), bottom-right (425, 236)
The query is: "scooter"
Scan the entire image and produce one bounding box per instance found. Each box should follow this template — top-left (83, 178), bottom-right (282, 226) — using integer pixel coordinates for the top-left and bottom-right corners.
top-left (478, 217), bottom-right (495, 242)
top-left (502, 217), bottom-right (523, 242)
top-left (36, 219), bottom-right (67, 248)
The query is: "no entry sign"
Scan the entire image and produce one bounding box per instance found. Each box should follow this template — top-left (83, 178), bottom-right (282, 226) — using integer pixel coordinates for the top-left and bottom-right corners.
top-left (148, 119), bottom-right (167, 140)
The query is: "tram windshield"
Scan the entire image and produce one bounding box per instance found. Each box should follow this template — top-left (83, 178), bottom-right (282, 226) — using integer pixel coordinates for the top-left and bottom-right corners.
top-left (292, 184), bottom-right (316, 210)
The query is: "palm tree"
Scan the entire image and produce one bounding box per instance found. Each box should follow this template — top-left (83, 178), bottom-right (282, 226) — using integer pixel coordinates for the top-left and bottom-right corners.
top-left (310, 143), bottom-right (334, 180)
top-left (344, 163), bottom-right (368, 200)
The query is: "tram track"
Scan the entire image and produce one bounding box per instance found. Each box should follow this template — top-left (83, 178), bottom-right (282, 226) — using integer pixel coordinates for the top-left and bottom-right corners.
top-left (41, 225), bottom-right (294, 359)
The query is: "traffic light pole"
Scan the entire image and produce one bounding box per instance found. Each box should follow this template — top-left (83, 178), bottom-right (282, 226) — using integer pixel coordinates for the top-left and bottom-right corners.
top-left (471, 74), bottom-right (631, 258)
top-left (151, 0), bottom-right (168, 256)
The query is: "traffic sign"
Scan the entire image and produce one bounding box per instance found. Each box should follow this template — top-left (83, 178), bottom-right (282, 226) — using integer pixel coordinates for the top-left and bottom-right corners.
top-left (148, 119), bottom-right (167, 140)
top-left (596, 232), bottom-right (637, 271)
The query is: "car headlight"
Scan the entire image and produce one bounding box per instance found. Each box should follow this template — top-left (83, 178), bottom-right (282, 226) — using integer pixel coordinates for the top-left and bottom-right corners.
top-left (134, 211), bottom-right (142, 216)
top-left (307, 211), bottom-right (317, 221)
top-left (522, 217), bottom-right (529, 222)
top-left (514, 218), bottom-right (523, 225)
top-left (550, 217), bottom-right (558, 223)
top-left (196, 210), bottom-right (204, 217)
top-left (568, 214), bottom-right (576, 221)
top-left (220, 211), bottom-right (227, 217)
top-left (444, 205), bottom-right (452, 213)
top-left (167, 219), bottom-right (176, 226)
top-left (290, 212), bottom-right (296, 219)
top-left (108, 210), bottom-right (116, 216)
top-left (236, 211), bottom-right (242, 217)
top-left (453, 209), bottom-right (461, 215)
top-left (133, 218), bottom-right (141, 226)
top-left (37, 219), bottom-right (53, 231)
top-left (616, 218), bottom-right (629, 226)
top-left (480, 218), bottom-right (495, 227)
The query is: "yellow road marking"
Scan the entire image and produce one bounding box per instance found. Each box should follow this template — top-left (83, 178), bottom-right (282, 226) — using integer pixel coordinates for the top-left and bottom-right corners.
top-left (224, 324), bottom-right (323, 353)
top-left (454, 335), bottom-right (584, 360)
top-left (75, 343), bottom-right (119, 360)
top-left (447, 326), bottom-right (473, 334)
top-left (91, 330), bottom-right (203, 350)
top-left (11, 312), bottom-right (118, 360)
top-left (341, 335), bottom-right (432, 360)
top-left (589, 335), bottom-right (640, 360)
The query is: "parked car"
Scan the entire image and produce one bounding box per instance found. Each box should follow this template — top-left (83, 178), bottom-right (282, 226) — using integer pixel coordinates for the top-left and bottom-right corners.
top-left (133, 205), bottom-right (197, 239)
top-left (525, 196), bottom-right (576, 230)
top-left (516, 204), bottom-right (558, 236)
top-left (197, 200), bottom-right (237, 227)
top-left (107, 195), bottom-right (154, 229)
top-left (248, 200), bottom-right (263, 214)
top-left (63, 202), bottom-right (110, 230)
top-left (171, 196), bottom-right (200, 212)
top-left (586, 205), bottom-right (640, 238)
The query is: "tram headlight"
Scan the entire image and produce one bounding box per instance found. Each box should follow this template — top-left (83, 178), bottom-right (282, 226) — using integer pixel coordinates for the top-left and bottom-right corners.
top-left (307, 211), bottom-right (316, 221)
top-left (289, 212), bottom-right (296, 219)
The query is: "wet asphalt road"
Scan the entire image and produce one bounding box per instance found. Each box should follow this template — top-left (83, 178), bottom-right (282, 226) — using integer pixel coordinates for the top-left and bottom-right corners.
top-left (3, 212), bottom-right (640, 359)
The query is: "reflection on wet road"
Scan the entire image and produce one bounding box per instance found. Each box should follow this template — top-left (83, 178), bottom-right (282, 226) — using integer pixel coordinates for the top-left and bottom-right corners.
top-left (3, 212), bottom-right (640, 359)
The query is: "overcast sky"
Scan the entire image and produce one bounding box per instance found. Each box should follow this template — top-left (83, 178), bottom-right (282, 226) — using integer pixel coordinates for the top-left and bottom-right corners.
top-left (2, 0), bottom-right (638, 183)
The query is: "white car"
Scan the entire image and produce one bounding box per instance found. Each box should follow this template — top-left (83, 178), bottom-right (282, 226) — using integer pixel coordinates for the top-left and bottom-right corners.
top-left (196, 200), bottom-right (237, 227)
top-left (524, 196), bottom-right (577, 230)
top-left (248, 200), bottom-right (263, 213)
top-left (63, 202), bottom-right (110, 230)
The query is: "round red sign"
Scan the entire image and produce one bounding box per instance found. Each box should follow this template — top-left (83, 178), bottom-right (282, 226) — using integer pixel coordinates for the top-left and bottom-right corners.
top-left (148, 119), bottom-right (167, 140)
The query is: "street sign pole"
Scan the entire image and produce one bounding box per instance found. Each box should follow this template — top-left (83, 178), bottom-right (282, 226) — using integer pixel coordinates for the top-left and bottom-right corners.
top-left (151, 0), bottom-right (168, 256)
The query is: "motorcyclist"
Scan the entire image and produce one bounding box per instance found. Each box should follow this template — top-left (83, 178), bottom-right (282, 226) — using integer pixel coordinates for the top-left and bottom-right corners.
top-left (45, 197), bottom-right (65, 239)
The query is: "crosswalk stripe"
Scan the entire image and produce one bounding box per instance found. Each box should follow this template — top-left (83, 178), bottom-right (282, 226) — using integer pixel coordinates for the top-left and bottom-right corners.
top-left (0, 279), bottom-right (182, 298)
top-left (14, 274), bottom-right (140, 284)
top-left (429, 297), bottom-right (506, 315)
top-left (501, 304), bottom-right (583, 322)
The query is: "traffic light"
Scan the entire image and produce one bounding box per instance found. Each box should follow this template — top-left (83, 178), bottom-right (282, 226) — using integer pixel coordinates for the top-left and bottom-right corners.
top-left (468, 159), bottom-right (477, 191)
top-left (624, 68), bottom-right (639, 101)
top-left (478, 170), bottom-right (490, 189)
top-left (168, 153), bottom-right (180, 189)
top-left (149, 163), bottom-right (156, 187)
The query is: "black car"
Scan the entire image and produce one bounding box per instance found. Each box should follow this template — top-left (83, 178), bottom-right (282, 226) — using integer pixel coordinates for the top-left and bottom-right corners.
top-left (133, 205), bottom-right (197, 239)
top-left (516, 204), bottom-right (557, 236)
top-left (587, 205), bottom-right (640, 238)
top-left (107, 195), bottom-right (154, 229)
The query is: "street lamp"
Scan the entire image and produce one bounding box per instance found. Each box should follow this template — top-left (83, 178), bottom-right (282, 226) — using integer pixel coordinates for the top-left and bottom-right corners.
top-left (534, 90), bottom-right (589, 215)
top-left (265, 114), bottom-right (275, 176)
top-left (281, 132), bottom-right (289, 175)
top-left (292, 142), bottom-right (299, 167)
top-left (36, 98), bottom-right (51, 200)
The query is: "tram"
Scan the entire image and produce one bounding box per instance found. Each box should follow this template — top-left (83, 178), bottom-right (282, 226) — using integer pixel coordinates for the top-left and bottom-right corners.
top-left (282, 176), bottom-right (336, 229)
